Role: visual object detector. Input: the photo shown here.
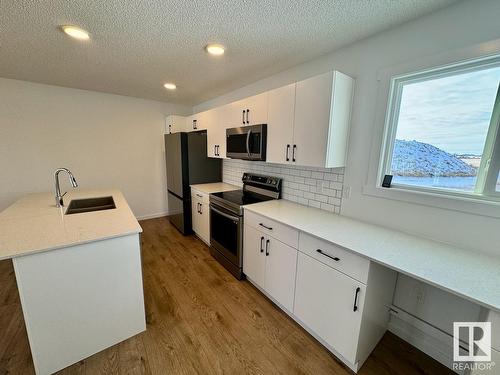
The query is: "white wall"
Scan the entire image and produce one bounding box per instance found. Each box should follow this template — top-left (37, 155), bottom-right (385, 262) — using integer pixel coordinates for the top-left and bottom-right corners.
top-left (193, 0), bottom-right (500, 360)
top-left (0, 78), bottom-right (190, 218)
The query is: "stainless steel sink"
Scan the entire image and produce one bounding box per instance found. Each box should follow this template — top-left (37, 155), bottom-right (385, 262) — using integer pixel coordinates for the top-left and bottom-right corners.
top-left (65, 196), bottom-right (116, 215)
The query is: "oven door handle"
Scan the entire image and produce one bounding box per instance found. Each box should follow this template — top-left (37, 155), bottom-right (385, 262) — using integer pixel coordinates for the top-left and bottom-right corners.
top-left (246, 129), bottom-right (252, 159)
top-left (210, 205), bottom-right (240, 222)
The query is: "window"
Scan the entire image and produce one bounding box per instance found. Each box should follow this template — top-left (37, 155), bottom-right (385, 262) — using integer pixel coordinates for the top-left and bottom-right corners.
top-left (381, 55), bottom-right (500, 202)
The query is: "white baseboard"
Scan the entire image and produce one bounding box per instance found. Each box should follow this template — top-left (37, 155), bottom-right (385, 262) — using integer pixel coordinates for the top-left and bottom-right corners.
top-left (388, 306), bottom-right (465, 374)
top-left (136, 211), bottom-right (169, 221)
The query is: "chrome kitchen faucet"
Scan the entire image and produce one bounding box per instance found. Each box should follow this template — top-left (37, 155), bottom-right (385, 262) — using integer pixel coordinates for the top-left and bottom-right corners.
top-left (54, 168), bottom-right (78, 207)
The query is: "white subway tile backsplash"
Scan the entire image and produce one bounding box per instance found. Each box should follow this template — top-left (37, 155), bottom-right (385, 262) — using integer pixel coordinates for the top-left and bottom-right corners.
top-left (222, 159), bottom-right (344, 214)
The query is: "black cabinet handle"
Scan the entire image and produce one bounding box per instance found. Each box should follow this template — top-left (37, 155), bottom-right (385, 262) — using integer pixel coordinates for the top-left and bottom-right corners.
top-left (259, 223), bottom-right (273, 230)
top-left (265, 239), bottom-right (270, 256)
top-left (242, 110), bottom-right (245, 124)
top-left (169, 124), bottom-right (172, 133)
top-left (199, 203), bottom-right (202, 214)
top-left (292, 144), bottom-right (297, 162)
top-left (196, 202), bottom-right (200, 214)
top-left (286, 144), bottom-right (290, 161)
top-left (193, 119), bottom-right (197, 129)
top-left (217, 145), bottom-right (220, 156)
top-left (260, 236), bottom-right (264, 253)
top-left (246, 109), bottom-right (250, 124)
top-left (316, 249), bottom-right (340, 262)
top-left (353, 287), bottom-right (361, 312)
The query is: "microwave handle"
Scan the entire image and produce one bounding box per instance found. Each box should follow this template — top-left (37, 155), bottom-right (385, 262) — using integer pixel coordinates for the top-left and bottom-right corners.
top-left (246, 129), bottom-right (252, 158)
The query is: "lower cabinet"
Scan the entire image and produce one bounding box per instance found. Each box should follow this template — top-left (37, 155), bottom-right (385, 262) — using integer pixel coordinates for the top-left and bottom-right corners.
top-left (242, 210), bottom-right (397, 373)
top-left (243, 224), bottom-right (297, 312)
top-left (191, 190), bottom-right (210, 244)
top-left (294, 252), bottom-right (364, 364)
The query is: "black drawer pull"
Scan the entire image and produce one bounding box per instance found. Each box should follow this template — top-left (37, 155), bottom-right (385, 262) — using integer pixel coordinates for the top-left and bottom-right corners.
top-left (260, 236), bottom-right (264, 253)
top-left (259, 223), bottom-right (273, 230)
top-left (286, 144), bottom-right (290, 161)
top-left (316, 249), bottom-right (340, 261)
top-left (353, 287), bottom-right (361, 312)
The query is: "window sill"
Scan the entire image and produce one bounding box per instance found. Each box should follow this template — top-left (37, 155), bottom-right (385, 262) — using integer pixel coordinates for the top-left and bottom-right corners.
top-left (362, 184), bottom-right (500, 219)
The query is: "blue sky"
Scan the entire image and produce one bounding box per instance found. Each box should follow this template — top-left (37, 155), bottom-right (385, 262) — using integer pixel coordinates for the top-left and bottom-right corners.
top-left (395, 65), bottom-right (500, 155)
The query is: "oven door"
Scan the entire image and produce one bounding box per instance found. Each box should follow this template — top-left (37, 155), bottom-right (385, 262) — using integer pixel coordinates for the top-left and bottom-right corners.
top-left (226, 124), bottom-right (266, 161)
top-left (209, 204), bottom-right (242, 267)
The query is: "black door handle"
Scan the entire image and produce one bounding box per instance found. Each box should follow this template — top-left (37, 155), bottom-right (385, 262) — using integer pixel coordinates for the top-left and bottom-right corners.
top-left (242, 110), bottom-right (245, 124)
top-left (353, 287), bottom-right (361, 312)
top-left (265, 239), bottom-right (270, 256)
top-left (286, 144), bottom-right (290, 161)
top-left (316, 249), bottom-right (340, 261)
top-left (292, 144), bottom-right (297, 162)
top-left (246, 109), bottom-right (250, 124)
top-left (260, 236), bottom-right (264, 253)
top-left (259, 223), bottom-right (273, 230)
top-left (199, 203), bottom-right (202, 214)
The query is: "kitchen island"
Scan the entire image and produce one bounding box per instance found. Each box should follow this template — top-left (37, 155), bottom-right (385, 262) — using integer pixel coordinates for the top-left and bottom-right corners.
top-left (0, 189), bottom-right (146, 375)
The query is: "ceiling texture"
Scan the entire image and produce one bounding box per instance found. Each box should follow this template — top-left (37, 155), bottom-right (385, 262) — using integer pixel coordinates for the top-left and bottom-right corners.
top-left (1, 0), bottom-right (458, 105)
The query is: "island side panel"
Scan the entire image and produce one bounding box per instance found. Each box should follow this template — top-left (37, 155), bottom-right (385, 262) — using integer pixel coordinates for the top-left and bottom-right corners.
top-left (12, 234), bottom-right (146, 375)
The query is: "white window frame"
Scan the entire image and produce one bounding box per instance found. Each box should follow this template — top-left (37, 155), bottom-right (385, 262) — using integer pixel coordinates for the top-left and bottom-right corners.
top-left (364, 42), bottom-right (500, 219)
top-left (381, 55), bottom-right (500, 199)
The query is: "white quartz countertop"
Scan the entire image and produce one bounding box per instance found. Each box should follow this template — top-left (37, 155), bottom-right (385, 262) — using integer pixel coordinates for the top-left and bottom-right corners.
top-left (0, 189), bottom-right (142, 260)
top-left (244, 200), bottom-right (500, 312)
top-left (190, 182), bottom-right (239, 194)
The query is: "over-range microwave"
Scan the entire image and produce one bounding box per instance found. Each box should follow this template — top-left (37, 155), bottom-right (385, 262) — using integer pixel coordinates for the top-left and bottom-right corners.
top-left (226, 124), bottom-right (267, 161)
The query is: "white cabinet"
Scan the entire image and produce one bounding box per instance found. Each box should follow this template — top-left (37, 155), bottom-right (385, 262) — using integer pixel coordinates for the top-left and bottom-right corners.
top-left (226, 92), bottom-right (268, 127)
top-left (242, 210), bottom-right (396, 372)
top-left (264, 237), bottom-right (297, 312)
top-left (294, 252), bottom-right (365, 364)
top-left (265, 71), bottom-right (354, 167)
top-left (185, 115), bottom-right (200, 132)
top-left (243, 222), bottom-right (298, 312)
top-left (191, 189), bottom-right (210, 244)
top-left (243, 225), bottom-right (266, 287)
top-left (293, 71), bottom-right (354, 168)
top-left (205, 107), bottom-right (226, 158)
top-left (165, 115), bottom-right (187, 134)
top-left (266, 84), bottom-right (296, 164)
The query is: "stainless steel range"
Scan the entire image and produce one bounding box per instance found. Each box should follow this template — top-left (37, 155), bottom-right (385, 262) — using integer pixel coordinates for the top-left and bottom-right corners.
top-left (209, 173), bottom-right (282, 279)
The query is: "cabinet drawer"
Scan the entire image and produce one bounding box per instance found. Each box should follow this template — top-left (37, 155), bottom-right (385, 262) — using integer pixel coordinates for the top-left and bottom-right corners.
top-left (191, 189), bottom-right (209, 203)
top-left (244, 211), bottom-right (299, 249)
top-left (299, 233), bottom-right (369, 284)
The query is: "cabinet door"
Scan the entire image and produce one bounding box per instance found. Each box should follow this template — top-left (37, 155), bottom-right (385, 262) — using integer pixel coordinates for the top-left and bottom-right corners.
top-left (205, 107), bottom-right (226, 158)
top-left (294, 252), bottom-right (365, 364)
top-left (166, 115), bottom-right (187, 133)
top-left (292, 72), bottom-right (333, 167)
top-left (243, 225), bottom-right (266, 287)
top-left (264, 237), bottom-right (297, 311)
top-left (191, 198), bottom-right (201, 235)
top-left (266, 84), bottom-right (295, 164)
top-left (244, 92), bottom-right (268, 125)
top-left (197, 201), bottom-right (210, 244)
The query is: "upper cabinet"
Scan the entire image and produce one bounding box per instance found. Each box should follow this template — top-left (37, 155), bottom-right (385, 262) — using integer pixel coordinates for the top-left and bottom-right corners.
top-left (266, 84), bottom-right (296, 164)
top-left (293, 71), bottom-right (354, 168)
top-left (225, 92), bottom-right (268, 127)
top-left (165, 115), bottom-right (187, 134)
top-left (205, 107), bottom-right (226, 158)
top-left (168, 70), bottom-right (354, 164)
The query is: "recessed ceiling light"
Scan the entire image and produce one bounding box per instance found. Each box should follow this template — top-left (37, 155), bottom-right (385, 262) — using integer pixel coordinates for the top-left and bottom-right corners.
top-left (61, 25), bottom-right (90, 41)
top-left (205, 44), bottom-right (225, 56)
top-left (163, 83), bottom-right (177, 90)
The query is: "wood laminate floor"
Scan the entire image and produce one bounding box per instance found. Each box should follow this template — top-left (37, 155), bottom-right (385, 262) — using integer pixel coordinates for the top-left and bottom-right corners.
top-left (0, 217), bottom-right (454, 375)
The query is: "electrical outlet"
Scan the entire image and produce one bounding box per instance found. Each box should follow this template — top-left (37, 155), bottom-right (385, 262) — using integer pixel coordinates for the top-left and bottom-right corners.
top-left (342, 186), bottom-right (351, 199)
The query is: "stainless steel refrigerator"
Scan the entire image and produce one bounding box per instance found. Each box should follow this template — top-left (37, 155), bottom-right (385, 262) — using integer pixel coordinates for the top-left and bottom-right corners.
top-left (165, 131), bottom-right (222, 234)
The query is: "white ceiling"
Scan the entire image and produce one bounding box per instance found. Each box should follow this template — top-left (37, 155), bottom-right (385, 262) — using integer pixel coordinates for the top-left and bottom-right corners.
top-left (0, 0), bottom-right (458, 106)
